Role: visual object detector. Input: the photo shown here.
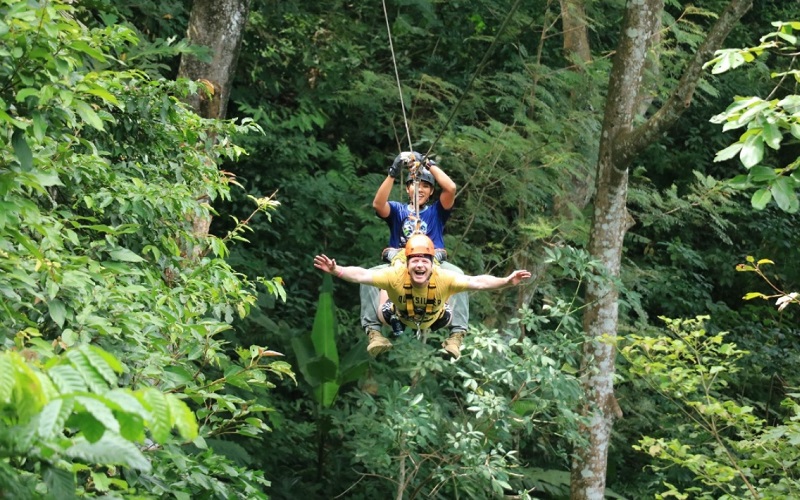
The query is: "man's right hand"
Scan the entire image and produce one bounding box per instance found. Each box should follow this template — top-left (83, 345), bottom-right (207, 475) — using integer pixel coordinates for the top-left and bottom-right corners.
top-left (389, 152), bottom-right (423, 178)
top-left (388, 154), bottom-right (405, 178)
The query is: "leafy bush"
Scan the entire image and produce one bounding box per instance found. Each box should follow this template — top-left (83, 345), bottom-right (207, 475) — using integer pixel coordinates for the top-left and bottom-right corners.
top-left (1, 0), bottom-right (290, 496)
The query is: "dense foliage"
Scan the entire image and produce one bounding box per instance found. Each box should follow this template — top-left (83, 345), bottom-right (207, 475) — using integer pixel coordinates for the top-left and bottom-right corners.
top-left (3, 0), bottom-right (800, 498)
top-left (1, 0), bottom-right (289, 496)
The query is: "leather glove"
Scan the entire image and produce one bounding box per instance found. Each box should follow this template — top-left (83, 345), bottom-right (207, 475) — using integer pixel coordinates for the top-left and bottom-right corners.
top-left (389, 152), bottom-right (424, 178)
top-left (388, 154), bottom-right (404, 178)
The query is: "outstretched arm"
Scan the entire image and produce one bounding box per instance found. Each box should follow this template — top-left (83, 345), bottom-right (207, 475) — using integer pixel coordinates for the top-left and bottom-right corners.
top-left (465, 270), bottom-right (532, 291)
top-left (314, 254), bottom-right (376, 284)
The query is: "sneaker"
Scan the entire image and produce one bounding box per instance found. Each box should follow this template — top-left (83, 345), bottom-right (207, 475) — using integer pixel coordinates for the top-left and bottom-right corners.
top-left (367, 330), bottom-right (393, 357)
top-left (442, 331), bottom-right (465, 359)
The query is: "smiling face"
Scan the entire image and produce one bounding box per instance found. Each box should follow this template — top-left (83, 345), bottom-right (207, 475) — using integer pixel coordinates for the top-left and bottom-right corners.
top-left (406, 255), bottom-right (433, 286)
top-left (405, 181), bottom-right (434, 206)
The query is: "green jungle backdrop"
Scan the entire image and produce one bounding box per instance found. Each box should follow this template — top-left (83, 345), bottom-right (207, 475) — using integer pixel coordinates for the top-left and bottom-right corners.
top-left (2, 0), bottom-right (800, 499)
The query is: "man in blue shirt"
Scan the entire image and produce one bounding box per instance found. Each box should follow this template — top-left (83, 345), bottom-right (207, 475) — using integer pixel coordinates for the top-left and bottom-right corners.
top-left (360, 152), bottom-right (470, 359)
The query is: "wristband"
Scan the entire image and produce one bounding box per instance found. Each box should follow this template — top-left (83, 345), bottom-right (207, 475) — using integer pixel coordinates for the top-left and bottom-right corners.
top-left (335, 267), bottom-right (344, 278)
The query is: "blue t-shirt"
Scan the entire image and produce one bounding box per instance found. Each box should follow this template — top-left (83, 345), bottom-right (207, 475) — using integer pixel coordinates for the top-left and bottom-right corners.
top-left (382, 200), bottom-right (450, 248)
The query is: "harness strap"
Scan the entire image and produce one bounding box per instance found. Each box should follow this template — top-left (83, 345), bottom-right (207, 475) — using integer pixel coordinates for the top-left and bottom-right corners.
top-left (403, 271), bottom-right (437, 323)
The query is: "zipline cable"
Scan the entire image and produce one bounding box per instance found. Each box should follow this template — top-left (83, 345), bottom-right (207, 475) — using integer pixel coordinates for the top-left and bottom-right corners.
top-left (382, 0), bottom-right (423, 231)
top-left (382, 0), bottom-right (414, 154)
top-left (382, 0), bottom-right (522, 232)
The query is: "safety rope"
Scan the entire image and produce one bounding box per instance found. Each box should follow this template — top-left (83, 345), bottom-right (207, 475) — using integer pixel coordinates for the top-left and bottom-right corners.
top-left (382, 0), bottom-right (414, 153)
top-left (382, 0), bottom-right (523, 227)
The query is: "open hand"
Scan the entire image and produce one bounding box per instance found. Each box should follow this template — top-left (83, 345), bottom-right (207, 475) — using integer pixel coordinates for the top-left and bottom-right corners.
top-left (508, 270), bottom-right (532, 286)
top-left (313, 254), bottom-right (338, 274)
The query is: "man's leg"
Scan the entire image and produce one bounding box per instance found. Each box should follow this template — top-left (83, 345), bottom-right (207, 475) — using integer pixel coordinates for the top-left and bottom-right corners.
top-left (360, 264), bottom-right (392, 357)
top-left (440, 261), bottom-right (469, 334)
top-left (440, 261), bottom-right (469, 359)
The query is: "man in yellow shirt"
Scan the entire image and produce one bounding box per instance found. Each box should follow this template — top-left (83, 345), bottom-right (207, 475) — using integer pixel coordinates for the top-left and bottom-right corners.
top-left (313, 234), bottom-right (531, 359)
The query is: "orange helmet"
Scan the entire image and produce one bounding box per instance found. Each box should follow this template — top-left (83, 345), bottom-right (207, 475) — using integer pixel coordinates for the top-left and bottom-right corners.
top-left (405, 234), bottom-right (435, 259)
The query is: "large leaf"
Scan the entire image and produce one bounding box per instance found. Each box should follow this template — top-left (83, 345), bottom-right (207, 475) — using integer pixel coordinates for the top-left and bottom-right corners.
top-left (290, 335), bottom-right (320, 387)
top-left (750, 188), bottom-right (772, 210)
top-left (81, 345), bottom-right (121, 386)
top-left (748, 166), bottom-right (777, 183)
top-left (310, 274), bottom-right (339, 366)
top-left (75, 395), bottom-right (121, 438)
top-left (48, 364), bottom-right (88, 394)
top-left (11, 128), bottom-right (32, 171)
top-left (739, 133), bottom-right (764, 168)
top-left (771, 177), bottom-right (799, 213)
top-left (43, 464), bottom-right (77, 500)
top-left (37, 397), bottom-right (74, 440)
top-left (137, 388), bottom-right (172, 443)
top-left (66, 433), bottom-right (151, 471)
top-left (0, 354), bottom-right (14, 403)
top-left (166, 395), bottom-right (199, 441)
top-left (67, 349), bottom-right (110, 394)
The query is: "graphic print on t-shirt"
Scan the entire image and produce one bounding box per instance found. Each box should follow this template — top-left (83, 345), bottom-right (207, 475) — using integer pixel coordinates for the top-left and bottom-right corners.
top-left (401, 215), bottom-right (429, 245)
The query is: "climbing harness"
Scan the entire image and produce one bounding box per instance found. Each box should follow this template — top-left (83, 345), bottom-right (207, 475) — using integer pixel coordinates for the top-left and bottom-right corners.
top-left (402, 270), bottom-right (438, 327)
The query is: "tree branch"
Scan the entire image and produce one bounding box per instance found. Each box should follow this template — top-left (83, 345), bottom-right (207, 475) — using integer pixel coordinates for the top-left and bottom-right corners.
top-left (621, 0), bottom-right (754, 159)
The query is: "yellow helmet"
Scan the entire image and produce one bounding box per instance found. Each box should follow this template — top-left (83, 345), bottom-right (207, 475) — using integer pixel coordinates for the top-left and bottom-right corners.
top-left (405, 234), bottom-right (435, 258)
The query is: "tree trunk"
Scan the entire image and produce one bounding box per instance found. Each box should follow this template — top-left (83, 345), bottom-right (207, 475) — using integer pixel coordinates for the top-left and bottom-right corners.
top-left (559, 0), bottom-right (591, 64)
top-left (178, 0), bottom-right (251, 121)
top-left (177, 0), bottom-right (251, 254)
top-left (569, 0), bottom-right (753, 498)
top-left (554, 0), bottom-right (594, 219)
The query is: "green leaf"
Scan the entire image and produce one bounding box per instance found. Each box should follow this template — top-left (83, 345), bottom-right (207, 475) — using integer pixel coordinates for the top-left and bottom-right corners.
top-left (748, 166), bottom-right (777, 183)
top-left (85, 346), bottom-right (124, 376)
top-left (48, 364), bottom-right (88, 394)
top-left (166, 395), bottom-right (199, 441)
top-left (67, 350), bottom-right (110, 394)
top-left (80, 345), bottom-right (120, 386)
top-left (68, 412), bottom-right (106, 443)
top-left (104, 389), bottom-right (150, 421)
top-left (739, 134), bottom-right (764, 168)
top-left (771, 177), bottom-right (799, 213)
top-left (48, 299), bottom-right (67, 328)
top-left (137, 388), bottom-right (172, 443)
top-left (75, 100), bottom-right (104, 130)
top-left (11, 128), bottom-right (33, 171)
top-left (751, 188), bottom-right (772, 210)
top-left (66, 433), bottom-right (151, 472)
top-left (42, 465), bottom-right (77, 500)
top-left (33, 171), bottom-right (63, 188)
top-left (314, 381), bottom-right (341, 409)
top-left (32, 112), bottom-right (47, 141)
top-left (115, 411), bottom-right (146, 443)
top-left (76, 395), bottom-right (120, 436)
top-left (713, 142), bottom-right (742, 162)
top-left (108, 248), bottom-right (145, 262)
top-left (83, 85), bottom-right (119, 106)
top-left (0, 354), bottom-right (14, 403)
top-left (762, 121), bottom-right (782, 149)
top-left (38, 397), bottom-right (74, 439)
top-left (10, 358), bottom-right (47, 419)
top-left (311, 274), bottom-right (339, 365)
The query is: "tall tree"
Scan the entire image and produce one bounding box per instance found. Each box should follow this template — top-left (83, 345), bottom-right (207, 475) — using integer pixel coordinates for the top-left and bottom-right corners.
top-left (178, 0), bottom-right (251, 120)
top-left (177, 0), bottom-right (252, 252)
top-left (569, 1), bottom-right (753, 498)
